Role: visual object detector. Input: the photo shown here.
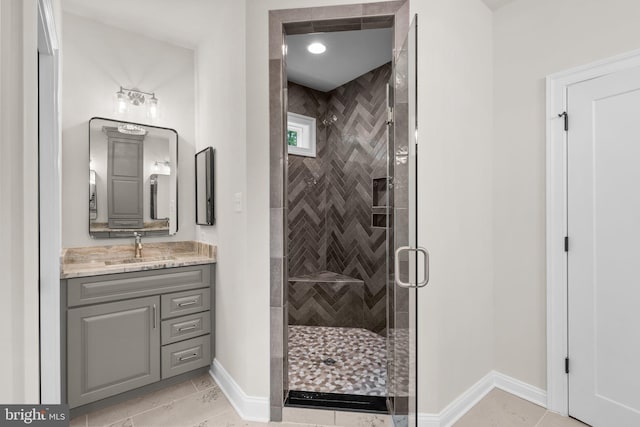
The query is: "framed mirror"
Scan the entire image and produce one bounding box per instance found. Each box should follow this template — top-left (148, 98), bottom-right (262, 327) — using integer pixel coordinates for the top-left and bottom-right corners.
top-left (195, 147), bottom-right (215, 225)
top-left (88, 117), bottom-right (178, 238)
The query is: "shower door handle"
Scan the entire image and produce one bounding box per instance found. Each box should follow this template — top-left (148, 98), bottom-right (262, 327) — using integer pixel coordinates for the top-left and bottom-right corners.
top-left (394, 246), bottom-right (430, 288)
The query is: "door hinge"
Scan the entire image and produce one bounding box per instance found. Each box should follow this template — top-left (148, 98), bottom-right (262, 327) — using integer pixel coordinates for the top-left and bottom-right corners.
top-left (564, 236), bottom-right (569, 252)
top-left (386, 107), bottom-right (394, 126)
top-left (565, 357), bottom-right (570, 374)
top-left (558, 112), bottom-right (568, 131)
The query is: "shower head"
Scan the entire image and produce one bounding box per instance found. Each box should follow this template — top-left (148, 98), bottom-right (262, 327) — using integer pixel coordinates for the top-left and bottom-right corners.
top-left (321, 114), bottom-right (337, 127)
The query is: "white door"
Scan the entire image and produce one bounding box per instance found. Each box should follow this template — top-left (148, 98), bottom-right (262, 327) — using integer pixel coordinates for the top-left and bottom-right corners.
top-left (568, 65), bottom-right (640, 427)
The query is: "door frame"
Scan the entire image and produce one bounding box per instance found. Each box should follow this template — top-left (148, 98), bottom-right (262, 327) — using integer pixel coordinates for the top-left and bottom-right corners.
top-left (546, 47), bottom-right (640, 416)
top-left (38, 0), bottom-right (62, 403)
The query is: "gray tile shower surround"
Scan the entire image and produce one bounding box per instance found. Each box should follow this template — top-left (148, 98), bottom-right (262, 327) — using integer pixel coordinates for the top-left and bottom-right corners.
top-left (287, 63), bottom-right (392, 335)
top-left (269, 2), bottom-right (409, 420)
top-left (289, 271), bottom-right (365, 329)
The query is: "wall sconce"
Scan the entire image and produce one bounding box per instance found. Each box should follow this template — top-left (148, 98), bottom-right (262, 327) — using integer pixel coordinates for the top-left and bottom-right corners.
top-left (115, 86), bottom-right (159, 121)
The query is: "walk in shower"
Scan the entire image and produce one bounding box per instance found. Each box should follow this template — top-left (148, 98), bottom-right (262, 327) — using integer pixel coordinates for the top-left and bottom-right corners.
top-left (285, 27), bottom-right (393, 410)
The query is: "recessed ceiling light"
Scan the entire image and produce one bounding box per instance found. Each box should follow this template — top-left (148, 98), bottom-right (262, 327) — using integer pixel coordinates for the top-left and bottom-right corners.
top-left (307, 42), bottom-right (326, 54)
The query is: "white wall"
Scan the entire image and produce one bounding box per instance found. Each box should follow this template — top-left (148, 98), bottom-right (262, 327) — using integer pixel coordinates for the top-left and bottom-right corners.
top-left (493, 0), bottom-right (640, 390)
top-left (411, 0), bottom-right (494, 413)
top-left (0, 0), bottom-right (40, 404)
top-left (245, 0), bottom-right (494, 414)
top-left (61, 12), bottom-right (195, 247)
top-left (193, 0), bottom-right (259, 397)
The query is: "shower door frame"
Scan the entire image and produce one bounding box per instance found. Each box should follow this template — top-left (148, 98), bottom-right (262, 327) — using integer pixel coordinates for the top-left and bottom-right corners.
top-left (267, 1), bottom-right (410, 421)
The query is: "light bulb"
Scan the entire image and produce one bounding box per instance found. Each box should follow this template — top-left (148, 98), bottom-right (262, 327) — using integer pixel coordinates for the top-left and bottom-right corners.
top-left (116, 88), bottom-right (127, 114)
top-left (148, 95), bottom-right (158, 120)
top-left (307, 42), bottom-right (326, 54)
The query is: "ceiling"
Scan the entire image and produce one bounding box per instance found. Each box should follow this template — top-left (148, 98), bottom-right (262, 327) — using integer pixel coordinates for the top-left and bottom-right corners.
top-left (481, 0), bottom-right (516, 11)
top-left (61, 0), bottom-right (216, 48)
top-left (286, 28), bottom-right (393, 93)
top-left (62, 0), bottom-right (514, 81)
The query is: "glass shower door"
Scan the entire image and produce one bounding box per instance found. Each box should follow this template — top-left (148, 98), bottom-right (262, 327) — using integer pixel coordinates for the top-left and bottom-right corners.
top-left (388, 15), bottom-right (423, 427)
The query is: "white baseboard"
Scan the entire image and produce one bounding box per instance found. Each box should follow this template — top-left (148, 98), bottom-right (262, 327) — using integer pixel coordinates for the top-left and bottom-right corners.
top-left (418, 414), bottom-right (442, 427)
top-left (427, 371), bottom-right (495, 427)
top-left (210, 359), bottom-right (270, 422)
top-left (493, 371), bottom-right (547, 409)
top-left (208, 364), bottom-right (544, 427)
top-left (418, 371), bottom-right (547, 427)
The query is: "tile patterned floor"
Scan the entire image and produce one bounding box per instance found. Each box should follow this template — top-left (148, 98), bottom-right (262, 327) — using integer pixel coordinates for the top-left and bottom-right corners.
top-left (69, 373), bottom-right (588, 427)
top-left (453, 389), bottom-right (589, 427)
top-left (288, 325), bottom-right (387, 396)
top-left (69, 371), bottom-right (391, 427)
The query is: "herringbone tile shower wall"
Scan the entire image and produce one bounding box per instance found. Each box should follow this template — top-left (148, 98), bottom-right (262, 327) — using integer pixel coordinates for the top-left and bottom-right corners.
top-left (287, 82), bottom-right (329, 276)
top-left (325, 63), bottom-right (391, 334)
top-left (287, 63), bottom-right (392, 334)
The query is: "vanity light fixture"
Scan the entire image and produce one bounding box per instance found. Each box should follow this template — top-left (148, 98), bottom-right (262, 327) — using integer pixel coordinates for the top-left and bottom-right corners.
top-left (115, 86), bottom-right (160, 120)
top-left (307, 42), bottom-right (326, 54)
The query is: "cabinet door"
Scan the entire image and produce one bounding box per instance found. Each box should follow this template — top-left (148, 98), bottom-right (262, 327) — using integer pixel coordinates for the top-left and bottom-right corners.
top-left (108, 135), bottom-right (144, 228)
top-left (68, 296), bottom-right (160, 408)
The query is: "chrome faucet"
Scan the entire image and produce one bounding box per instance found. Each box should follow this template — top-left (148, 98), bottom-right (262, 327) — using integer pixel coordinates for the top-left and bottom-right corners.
top-left (133, 232), bottom-right (143, 259)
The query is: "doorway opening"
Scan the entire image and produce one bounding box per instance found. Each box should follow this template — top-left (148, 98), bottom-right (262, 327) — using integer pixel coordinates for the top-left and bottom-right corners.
top-left (268, 2), bottom-right (414, 421)
top-left (284, 26), bottom-right (392, 413)
top-left (547, 49), bottom-right (640, 425)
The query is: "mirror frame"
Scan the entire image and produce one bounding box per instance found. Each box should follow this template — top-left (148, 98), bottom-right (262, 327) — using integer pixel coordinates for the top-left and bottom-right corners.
top-left (88, 116), bottom-right (179, 238)
top-left (195, 147), bottom-right (215, 226)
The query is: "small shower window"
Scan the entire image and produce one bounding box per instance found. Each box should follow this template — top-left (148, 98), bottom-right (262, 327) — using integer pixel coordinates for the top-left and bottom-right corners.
top-left (287, 112), bottom-right (316, 158)
top-left (288, 130), bottom-right (298, 146)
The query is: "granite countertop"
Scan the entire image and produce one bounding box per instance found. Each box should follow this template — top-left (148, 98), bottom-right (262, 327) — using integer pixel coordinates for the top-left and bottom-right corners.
top-left (60, 241), bottom-right (216, 279)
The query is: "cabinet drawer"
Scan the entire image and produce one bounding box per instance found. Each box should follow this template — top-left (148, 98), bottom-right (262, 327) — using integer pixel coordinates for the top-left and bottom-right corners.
top-left (161, 335), bottom-right (211, 379)
top-left (161, 311), bottom-right (210, 345)
top-left (67, 265), bottom-right (210, 307)
top-left (161, 288), bottom-right (210, 319)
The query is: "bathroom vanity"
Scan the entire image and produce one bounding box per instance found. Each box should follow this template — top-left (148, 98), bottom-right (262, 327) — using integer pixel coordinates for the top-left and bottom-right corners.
top-left (60, 242), bottom-right (216, 412)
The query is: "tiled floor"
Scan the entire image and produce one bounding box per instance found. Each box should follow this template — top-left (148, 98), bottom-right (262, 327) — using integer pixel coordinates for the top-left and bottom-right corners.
top-left (70, 373), bottom-right (232, 427)
top-left (453, 389), bottom-right (589, 427)
top-left (288, 325), bottom-right (387, 396)
top-left (69, 372), bottom-right (390, 427)
top-left (70, 373), bottom-right (588, 427)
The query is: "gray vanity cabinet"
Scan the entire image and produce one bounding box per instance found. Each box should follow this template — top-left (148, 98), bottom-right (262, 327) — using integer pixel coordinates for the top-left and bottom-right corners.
top-left (63, 264), bottom-right (214, 411)
top-left (67, 296), bottom-right (160, 408)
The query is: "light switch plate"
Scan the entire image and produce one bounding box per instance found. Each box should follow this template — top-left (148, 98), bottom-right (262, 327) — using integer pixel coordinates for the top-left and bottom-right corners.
top-left (234, 193), bottom-right (242, 212)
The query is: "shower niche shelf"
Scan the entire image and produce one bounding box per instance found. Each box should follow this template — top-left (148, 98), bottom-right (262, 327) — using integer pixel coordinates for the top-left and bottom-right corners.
top-left (371, 209), bottom-right (392, 229)
top-left (372, 177), bottom-right (390, 207)
top-left (372, 177), bottom-right (391, 229)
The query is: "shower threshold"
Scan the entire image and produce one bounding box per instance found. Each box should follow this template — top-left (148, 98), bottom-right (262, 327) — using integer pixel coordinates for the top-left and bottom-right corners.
top-left (285, 390), bottom-right (388, 414)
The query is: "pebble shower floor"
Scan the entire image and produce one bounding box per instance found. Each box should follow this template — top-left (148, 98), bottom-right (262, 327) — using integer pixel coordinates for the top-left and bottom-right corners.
top-left (287, 325), bottom-right (387, 396)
